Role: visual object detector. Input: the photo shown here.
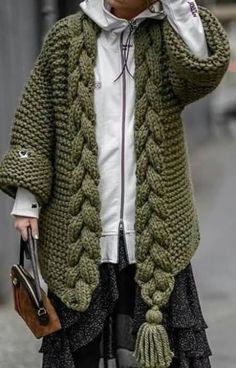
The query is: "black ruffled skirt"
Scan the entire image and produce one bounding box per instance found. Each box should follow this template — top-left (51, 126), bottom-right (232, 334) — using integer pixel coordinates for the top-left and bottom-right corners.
top-left (39, 233), bottom-right (212, 368)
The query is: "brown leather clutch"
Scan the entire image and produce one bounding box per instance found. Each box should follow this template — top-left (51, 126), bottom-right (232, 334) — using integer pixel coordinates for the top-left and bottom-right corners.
top-left (10, 226), bottom-right (62, 339)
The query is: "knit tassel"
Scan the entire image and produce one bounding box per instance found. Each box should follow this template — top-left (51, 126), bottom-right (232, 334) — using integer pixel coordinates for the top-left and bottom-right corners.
top-left (133, 307), bottom-right (174, 368)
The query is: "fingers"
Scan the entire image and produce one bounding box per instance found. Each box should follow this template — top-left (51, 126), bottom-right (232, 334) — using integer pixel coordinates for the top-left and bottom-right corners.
top-left (14, 216), bottom-right (39, 241)
top-left (29, 218), bottom-right (39, 240)
top-left (21, 223), bottom-right (29, 241)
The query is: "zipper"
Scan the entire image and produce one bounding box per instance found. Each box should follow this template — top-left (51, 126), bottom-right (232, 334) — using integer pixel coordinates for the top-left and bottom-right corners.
top-left (117, 21), bottom-right (136, 263)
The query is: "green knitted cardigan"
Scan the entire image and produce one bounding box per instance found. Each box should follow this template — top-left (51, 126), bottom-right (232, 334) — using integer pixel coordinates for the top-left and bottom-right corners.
top-left (0, 7), bottom-right (230, 368)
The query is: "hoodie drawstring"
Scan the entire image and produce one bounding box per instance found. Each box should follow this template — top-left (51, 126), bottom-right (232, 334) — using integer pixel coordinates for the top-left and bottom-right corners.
top-left (113, 22), bottom-right (137, 82)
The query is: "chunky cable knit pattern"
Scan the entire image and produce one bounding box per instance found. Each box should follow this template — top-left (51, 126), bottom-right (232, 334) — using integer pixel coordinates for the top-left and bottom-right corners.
top-left (62, 16), bottom-right (103, 312)
top-left (0, 7), bottom-right (230, 368)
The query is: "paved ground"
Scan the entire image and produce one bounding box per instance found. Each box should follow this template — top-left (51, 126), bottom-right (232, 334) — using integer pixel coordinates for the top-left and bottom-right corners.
top-left (0, 303), bottom-right (42, 368)
top-left (0, 128), bottom-right (236, 367)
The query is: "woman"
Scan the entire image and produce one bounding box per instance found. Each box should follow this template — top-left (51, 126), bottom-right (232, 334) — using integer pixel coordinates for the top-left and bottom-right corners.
top-left (0, 0), bottom-right (230, 367)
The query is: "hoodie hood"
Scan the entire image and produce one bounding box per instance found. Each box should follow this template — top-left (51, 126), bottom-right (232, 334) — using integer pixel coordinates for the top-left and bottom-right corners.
top-left (79, 0), bottom-right (166, 33)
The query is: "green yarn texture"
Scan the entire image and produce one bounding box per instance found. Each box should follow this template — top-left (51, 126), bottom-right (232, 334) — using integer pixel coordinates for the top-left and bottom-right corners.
top-left (0, 7), bottom-right (230, 368)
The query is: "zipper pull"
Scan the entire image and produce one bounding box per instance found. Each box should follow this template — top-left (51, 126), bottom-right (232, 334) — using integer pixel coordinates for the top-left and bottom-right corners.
top-left (117, 219), bottom-right (124, 263)
top-left (118, 219), bottom-right (129, 264)
top-left (119, 219), bottom-right (124, 236)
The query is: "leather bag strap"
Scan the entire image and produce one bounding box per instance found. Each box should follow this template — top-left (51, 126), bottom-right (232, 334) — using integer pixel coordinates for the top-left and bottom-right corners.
top-left (19, 227), bottom-right (44, 306)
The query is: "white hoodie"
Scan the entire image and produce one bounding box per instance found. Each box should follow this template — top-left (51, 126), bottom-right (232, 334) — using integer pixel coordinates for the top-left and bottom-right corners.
top-left (11, 0), bottom-right (209, 264)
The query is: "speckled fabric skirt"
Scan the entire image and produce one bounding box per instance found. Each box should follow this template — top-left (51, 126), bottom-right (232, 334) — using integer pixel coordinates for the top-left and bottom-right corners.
top-left (39, 233), bottom-right (212, 368)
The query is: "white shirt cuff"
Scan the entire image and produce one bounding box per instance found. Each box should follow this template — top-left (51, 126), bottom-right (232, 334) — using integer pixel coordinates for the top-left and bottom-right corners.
top-left (10, 187), bottom-right (40, 218)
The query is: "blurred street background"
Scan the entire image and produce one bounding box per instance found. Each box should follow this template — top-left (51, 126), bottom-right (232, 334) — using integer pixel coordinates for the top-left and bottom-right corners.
top-left (0, 1), bottom-right (236, 367)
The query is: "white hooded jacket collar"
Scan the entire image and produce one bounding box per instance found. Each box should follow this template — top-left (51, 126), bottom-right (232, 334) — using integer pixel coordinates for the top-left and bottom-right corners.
top-left (79, 0), bottom-right (165, 33)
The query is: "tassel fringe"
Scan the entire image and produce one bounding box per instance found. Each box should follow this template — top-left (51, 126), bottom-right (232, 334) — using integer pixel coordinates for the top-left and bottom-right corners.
top-left (133, 308), bottom-right (174, 368)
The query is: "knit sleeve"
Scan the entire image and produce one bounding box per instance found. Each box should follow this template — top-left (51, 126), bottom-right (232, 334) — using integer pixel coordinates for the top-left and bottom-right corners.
top-left (162, 6), bottom-right (230, 106)
top-left (0, 28), bottom-right (55, 208)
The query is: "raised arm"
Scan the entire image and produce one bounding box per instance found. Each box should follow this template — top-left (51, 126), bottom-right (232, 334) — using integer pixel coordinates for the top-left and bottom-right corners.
top-left (162, 5), bottom-right (230, 106)
top-left (161, 0), bottom-right (209, 58)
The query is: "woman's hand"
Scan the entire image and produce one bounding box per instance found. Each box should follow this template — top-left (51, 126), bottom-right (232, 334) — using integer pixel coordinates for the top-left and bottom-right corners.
top-left (13, 216), bottom-right (39, 241)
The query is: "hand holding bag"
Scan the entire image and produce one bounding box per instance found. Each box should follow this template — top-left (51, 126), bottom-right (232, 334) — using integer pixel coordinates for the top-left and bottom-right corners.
top-left (10, 226), bottom-right (62, 338)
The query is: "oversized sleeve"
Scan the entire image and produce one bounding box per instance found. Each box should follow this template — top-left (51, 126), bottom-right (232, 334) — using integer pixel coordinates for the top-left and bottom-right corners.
top-left (162, 6), bottom-right (231, 106)
top-left (0, 29), bottom-right (55, 207)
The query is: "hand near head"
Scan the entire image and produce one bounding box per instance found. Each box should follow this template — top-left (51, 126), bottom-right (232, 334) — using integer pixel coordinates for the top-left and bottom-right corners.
top-left (13, 216), bottom-right (39, 241)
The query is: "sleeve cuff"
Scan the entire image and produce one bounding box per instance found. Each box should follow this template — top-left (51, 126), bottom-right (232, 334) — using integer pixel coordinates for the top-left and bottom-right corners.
top-left (163, 6), bottom-right (230, 85)
top-left (161, 0), bottom-right (209, 58)
top-left (0, 145), bottom-right (53, 207)
top-left (10, 187), bottom-right (40, 218)
top-left (10, 209), bottom-right (40, 218)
